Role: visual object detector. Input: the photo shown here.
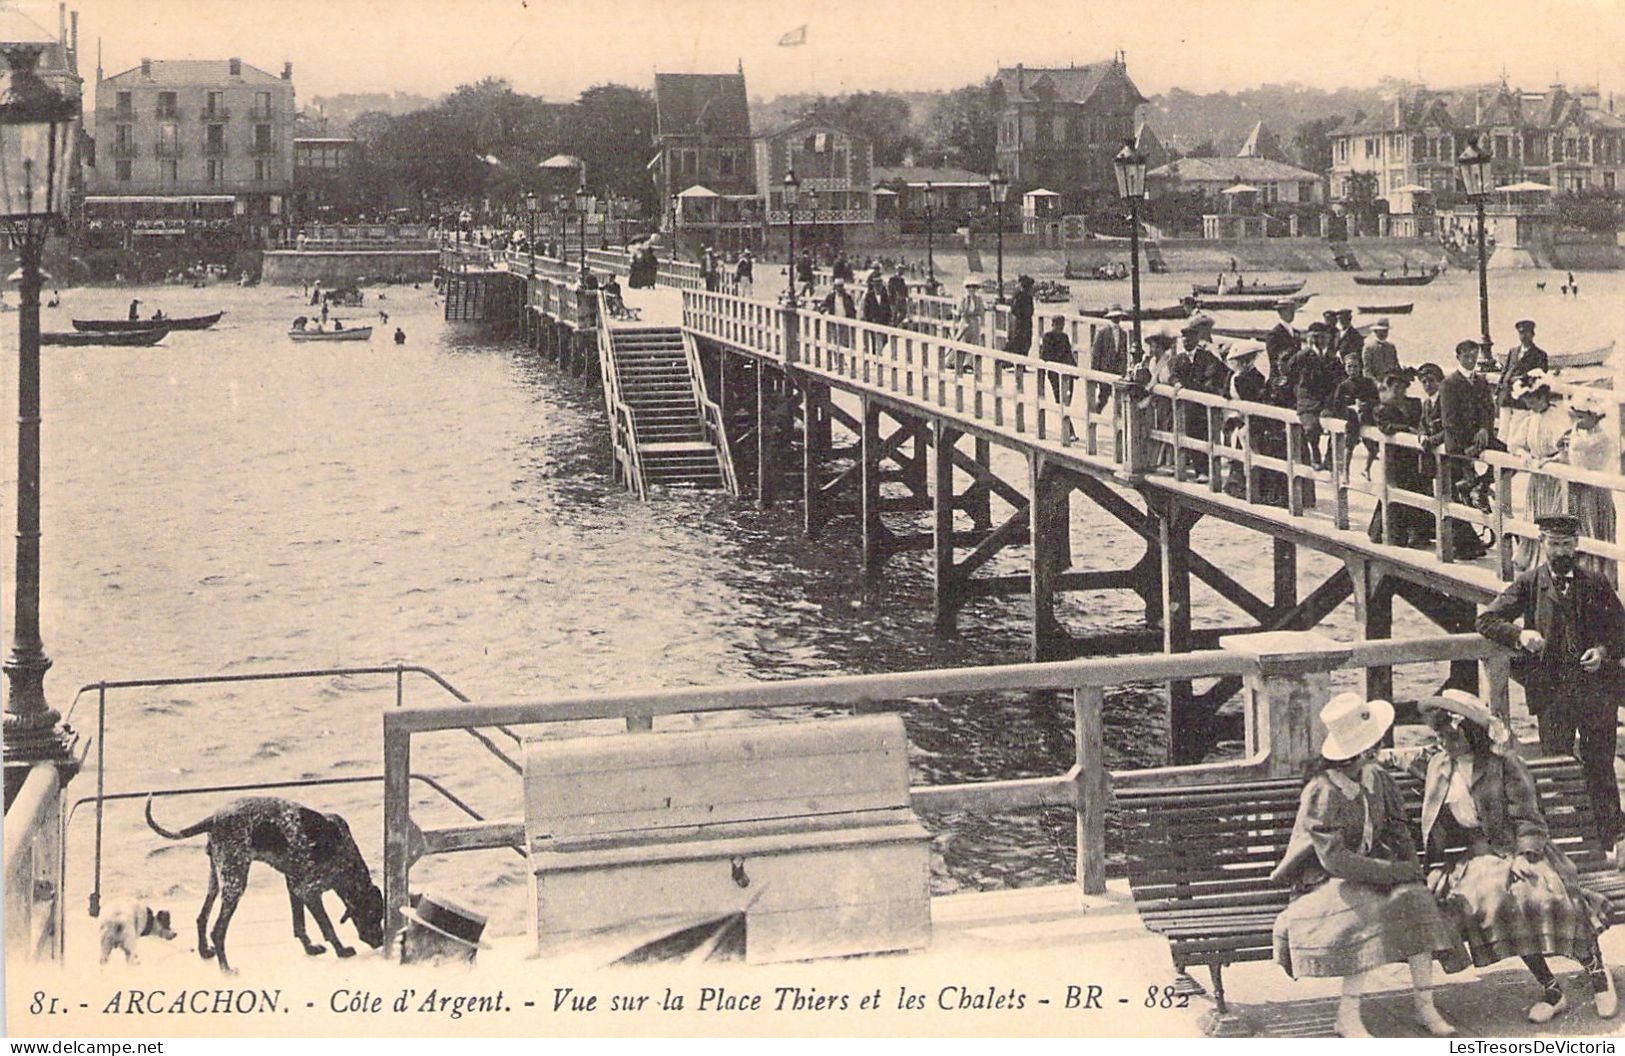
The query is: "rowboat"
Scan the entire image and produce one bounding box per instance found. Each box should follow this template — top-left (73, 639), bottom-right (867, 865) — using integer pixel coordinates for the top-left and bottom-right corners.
top-left (1212, 326), bottom-right (1272, 341)
top-left (1077, 302), bottom-right (1192, 321)
top-left (1190, 279), bottom-right (1304, 296)
top-left (43, 326), bottom-right (170, 347)
top-left (1352, 273), bottom-right (1437, 286)
top-left (1194, 293), bottom-right (1312, 312)
top-left (289, 326), bottom-right (373, 342)
top-left (1548, 340), bottom-right (1616, 371)
top-left (71, 310), bottom-right (223, 332)
top-left (1356, 303), bottom-right (1414, 314)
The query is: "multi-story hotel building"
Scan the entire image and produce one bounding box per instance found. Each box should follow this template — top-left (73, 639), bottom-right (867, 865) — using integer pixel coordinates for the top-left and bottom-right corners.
top-left (86, 57), bottom-right (295, 244)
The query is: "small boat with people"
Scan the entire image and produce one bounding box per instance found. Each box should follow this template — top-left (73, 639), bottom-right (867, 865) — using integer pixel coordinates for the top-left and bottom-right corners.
top-left (1189, 278), bottom-right (1305, 296)
top-left (1356, 303), bottom-right (1414, 314)
top-left (1352, 271), bottom-right (1438, 286)
top-left (1064, 260), bottom-right (1128, 281)
top-left (289, 316), bottom-right (372, 342)
top-left (43, 326), bottom-right (170, 347)
top-left (71, 310), bottom-right (224, 332)
top-left (1033, 280), bottom-right (1071, 303)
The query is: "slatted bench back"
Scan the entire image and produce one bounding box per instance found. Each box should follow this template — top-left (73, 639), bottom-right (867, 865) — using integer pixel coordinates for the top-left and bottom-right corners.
top-left (1118, 757), bottom-right (1613, 938)
top-left (523, 713), bottom-right (914, 851)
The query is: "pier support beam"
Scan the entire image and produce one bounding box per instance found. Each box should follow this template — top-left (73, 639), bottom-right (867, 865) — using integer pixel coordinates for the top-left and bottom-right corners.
top-left (757, 362), bottom-right (776, 508)
top-left (801, 379), bottom-right (830, 537)
top-left (1346, 558), bottom-right (1397, 705)
top-left (861, 398), bottom-right (885, 580)
top-left (968, 437), bottom-right (993, 530)
top-left (1158, 501), bottom-right (1197, 764)
top-left (1029, 454), bottom-right (1074, 661)
top-left (933, 421), bottom-right (962, 634)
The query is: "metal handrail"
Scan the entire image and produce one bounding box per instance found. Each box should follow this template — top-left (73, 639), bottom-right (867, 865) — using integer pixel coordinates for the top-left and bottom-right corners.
top-left (66, 770), bottom-right (524, 923)
top-left (65, 662), bottom-right (508, 928)
top-left (379, 633), bottom-right (1513, 944)
top-left (681, 330), bottom-right (739, 495)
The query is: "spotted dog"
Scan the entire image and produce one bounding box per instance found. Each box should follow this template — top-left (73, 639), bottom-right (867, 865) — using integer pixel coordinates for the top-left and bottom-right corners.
top-left (145, 795), bottom-right (385, 973)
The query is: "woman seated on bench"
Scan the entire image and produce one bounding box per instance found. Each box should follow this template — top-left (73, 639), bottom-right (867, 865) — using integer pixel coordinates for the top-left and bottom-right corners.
top-left (1410, 690), bottom-right (1617, 1024)
top-left (1270, 693), bottom-right (1466, 1038)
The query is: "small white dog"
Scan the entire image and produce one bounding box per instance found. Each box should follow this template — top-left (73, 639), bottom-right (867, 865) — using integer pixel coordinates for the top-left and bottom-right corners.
top-left (99, 903), bottom-right (177, 964)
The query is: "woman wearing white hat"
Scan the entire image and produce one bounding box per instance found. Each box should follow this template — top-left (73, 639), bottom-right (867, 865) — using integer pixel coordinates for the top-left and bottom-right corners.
top-left (1507, 371), bottom-right (1566, 572)
top-left (955, 278), bottom-right (986, 349)
top-left (1565, 391), bottom-right (1617, 587)
top-left (1270, 693), bottom-right (1465, 1037)
top-left (1408, 690), bottom-right (1616, 1023)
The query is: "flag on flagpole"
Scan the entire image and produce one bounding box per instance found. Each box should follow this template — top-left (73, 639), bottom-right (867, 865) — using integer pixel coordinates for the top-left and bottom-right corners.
top-left (777, 24), bottom-right (807, 46)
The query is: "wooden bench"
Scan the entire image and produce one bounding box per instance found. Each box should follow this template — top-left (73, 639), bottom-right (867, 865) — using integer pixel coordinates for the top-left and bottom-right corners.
top-left (1117, 756), bottom-right (1625, 1022)
top-left (522, 714), bottom-right (932, 964)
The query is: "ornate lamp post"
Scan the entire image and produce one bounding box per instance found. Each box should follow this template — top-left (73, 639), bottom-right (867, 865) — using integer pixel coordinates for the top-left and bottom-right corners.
top-left (574, 177), bottom-right (589, 280)
top-left (1114, 142), bottom-right (1149, 360)
top-left (600, 196), bottom-right (610, 250)
top-left (922, 178), bottom-right (935, 294)
top-left (783, 168), bottom-right (800, 308)
top-left (0, 44), bottom-right (81, 797)
top-left (1456, 139), bottom-right (1497, 371)
top-left (524, 191), bottom-right (538, 276)
top-left (989, 169), bottom-right (1008, 304)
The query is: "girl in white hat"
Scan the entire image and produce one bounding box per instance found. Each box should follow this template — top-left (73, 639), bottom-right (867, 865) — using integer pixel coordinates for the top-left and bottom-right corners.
top-left (1507, 371), bottom-right (1566, 572)
top-left (1408, 690), bottom-right (1616, 1023)
top-left (1270, 692), bottom-right (1465, 1037)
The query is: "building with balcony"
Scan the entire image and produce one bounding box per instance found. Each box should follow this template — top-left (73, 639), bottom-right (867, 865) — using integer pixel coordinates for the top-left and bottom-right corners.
top-left (1328, 83), bottom-right (1625, 204)
top-left (85, 56), bottom-right (295, 246)
top-left (292, 136), bottom-right (358, 218)
top-left (755, 115), bottom-right (874, 253)
top-left (652, 71), bottom-right (754, 240)
top-left (990, 55), bottom-right (1147, 210)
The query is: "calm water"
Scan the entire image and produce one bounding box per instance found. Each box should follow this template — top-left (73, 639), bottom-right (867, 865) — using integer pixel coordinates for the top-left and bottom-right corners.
top-left (5, 271), bottom-right (1619, 935)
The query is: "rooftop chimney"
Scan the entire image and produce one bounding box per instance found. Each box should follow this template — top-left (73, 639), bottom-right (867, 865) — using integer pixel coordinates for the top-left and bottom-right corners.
top-left (57, 2), bottom-right (64, 46)
top-left (140, 57), bottom-right (150, 78)
top-left (282, 61), bottom-right (292, 81)
top-left (69, 11), bottom-right (77, 69)
top-left (229, 57), bottom-right (241, 77)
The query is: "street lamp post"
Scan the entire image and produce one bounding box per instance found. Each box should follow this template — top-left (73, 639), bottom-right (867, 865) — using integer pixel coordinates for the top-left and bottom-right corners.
top-left (989, 169), bottom-right (1008, 304)
top-left (670, 191), bottom-right (681, 258)
top-left (1114, 142), bottom-right (1149, 361)
top-left (922, 179), bottom-right (935, 294)
top-left (524, 191), bottom-right (538, 276)
top-left (1456, 140), bottom-right (1497, 371)
top-left (0, 43), bottom-right (81, 798)
top-left (575, 177), bottom-right (589, 280)
top-left (783, 169), bottom-right (800, 308)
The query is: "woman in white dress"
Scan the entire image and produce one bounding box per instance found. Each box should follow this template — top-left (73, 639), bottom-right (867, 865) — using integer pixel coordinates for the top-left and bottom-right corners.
top-left (1564, 391), bottom-right (1617, 587)
top-left (1507, 372), bottom-right (1567, 572)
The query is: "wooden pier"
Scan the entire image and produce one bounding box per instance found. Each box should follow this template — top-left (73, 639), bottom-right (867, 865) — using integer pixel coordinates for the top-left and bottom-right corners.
top-left (438, 241), bottom-right (1625, 765)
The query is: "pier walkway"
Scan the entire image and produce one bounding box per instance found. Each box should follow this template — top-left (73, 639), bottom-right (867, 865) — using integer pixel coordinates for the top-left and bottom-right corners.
top-left (437, 240), bottom-right (1625, 763)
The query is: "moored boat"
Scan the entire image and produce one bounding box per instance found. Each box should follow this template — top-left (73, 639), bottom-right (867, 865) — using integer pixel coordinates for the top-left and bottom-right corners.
top-left (1077, 302), bottom-right (1192, 321)
top-left (44, 326), bottom-right (170, 347)
top-left (1356, 303), bottom-right (1414, 314)
top-left (1194, 292), bottom-right (1312, 312)
top-left (289, 325), bottom-right (373, 342)
top-left (1352, 272), bottom-right (1437, 286)
top-left (1212, 326), bottom-right (1272, 341)
top-left (1190, 279), bottom-right (1304, 296)
top-left (1547, 340), bottom-right (1616, 371)
top-left (71, 310), bottom-right (224, 332)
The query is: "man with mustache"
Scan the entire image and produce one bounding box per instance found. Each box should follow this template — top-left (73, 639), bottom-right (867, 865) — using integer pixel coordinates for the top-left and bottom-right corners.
top-left (1478, 514), bottom-right (1625, 863)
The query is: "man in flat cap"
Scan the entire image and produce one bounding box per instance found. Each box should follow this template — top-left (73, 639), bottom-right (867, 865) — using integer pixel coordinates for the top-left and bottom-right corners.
top-left (1496, 319), bottom-right (1548, 411)
top-left (1266, 299), bottom-right (1301, 378)
top-left (1478, 513), bottom-right (1625, 860)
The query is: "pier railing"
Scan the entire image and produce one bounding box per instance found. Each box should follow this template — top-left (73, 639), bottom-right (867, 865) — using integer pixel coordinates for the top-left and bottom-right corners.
top-left (379, 631), bottom-right (1512, 944)
top-left (679, 288), bottom-right (1621, 585)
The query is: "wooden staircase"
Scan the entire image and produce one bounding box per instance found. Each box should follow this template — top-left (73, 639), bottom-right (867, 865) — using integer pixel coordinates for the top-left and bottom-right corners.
top-left (600, 323), bottom-right (736, 495)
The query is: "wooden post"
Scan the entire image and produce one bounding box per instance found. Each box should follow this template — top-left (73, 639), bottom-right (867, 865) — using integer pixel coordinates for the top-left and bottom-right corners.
top-left (1073, 684), bottom-right (1107, 896)
top-left (802, 379), bottom-right (825, 538)
top-left (381, 723), bottom-right (412, 945)
top-left (862, 398), bottom-right (883, 580)
top-left (968, 437), bottom-right (993, 530)
top-left (757, 362), bottom-right (775, 508)
top-left (1273, 538), bottom-right (1297, 611)
top-left (1029, 454), bottom-right (1073, 661)
top-left (1160, 503), bottom-right (1195, 763)
top-left (1219, 631), bottom-right (1354, 778)
top-left (1346, 558), bottom-right (1395, 703)
top-left (933, 420), bottom-right (961, 634)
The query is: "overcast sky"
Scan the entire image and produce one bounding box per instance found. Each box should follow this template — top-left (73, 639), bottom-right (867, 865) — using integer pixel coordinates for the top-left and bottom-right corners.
top-left (49, 0), bottom-right (1625, 106)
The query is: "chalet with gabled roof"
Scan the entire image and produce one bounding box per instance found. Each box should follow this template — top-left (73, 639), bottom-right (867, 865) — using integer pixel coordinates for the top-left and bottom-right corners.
top-left (990, 55), bottom-right (1147, 208)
